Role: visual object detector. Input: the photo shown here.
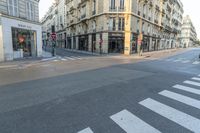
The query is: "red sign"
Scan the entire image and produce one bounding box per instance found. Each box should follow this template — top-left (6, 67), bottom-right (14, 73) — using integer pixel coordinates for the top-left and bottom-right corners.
top-left (137, 40), bottom-right (142, 45)
top-left (51, 33), bottom-right (56, 40)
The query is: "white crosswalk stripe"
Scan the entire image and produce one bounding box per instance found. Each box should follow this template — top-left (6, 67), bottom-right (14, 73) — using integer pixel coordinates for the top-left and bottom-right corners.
top-left (192, 61), bottom-right (200, 65)
top-left (182, 60), bottom-right (190, 63)
top-left (110, 109), bottom-right (161, 133)
top-left (184, 80), bottom-right (200, 87)
top-left (70, 56), bottom-right (82, 60)
top-left (192, 77), bottom-right (200, 81)
top-left (78, 127), bottom-right (94, 133)
top-left (173, 84), bottom-right (200, 95)
top-left (139, 98), bottom-right (200, 133)
top-left (159, 90), bottom-right (200, 109)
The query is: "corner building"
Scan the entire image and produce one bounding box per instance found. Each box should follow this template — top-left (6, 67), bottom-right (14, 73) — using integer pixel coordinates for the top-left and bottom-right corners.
top-left (0, 0), bottom-right (42, 61)
top-left (42, 0), bottom-right (184, 55)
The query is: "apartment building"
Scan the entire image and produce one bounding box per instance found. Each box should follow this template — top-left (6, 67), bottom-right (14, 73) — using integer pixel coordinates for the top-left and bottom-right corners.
top-left (0, 0), bottom-right (42, 61)
top-left (179, 15), bottom-right (197, 48)
top-left (42, 0), bottom-right (184, 55)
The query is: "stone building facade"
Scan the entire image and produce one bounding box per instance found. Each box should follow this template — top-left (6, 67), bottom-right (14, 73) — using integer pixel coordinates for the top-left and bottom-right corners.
top-left (42, 0), bottom-right (184, 55)
top-left (0, 0), bottom-right (42, 61)
top-left (179, 15), bottom-right (197, 48)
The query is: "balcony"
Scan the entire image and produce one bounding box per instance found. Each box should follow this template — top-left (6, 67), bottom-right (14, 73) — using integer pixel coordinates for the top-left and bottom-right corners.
top-left (138, 11), bottom-right (141, 16)
top-left (118, 7), bottom-right (126, 12)
top-left (108, 26), bottom-right (116, 31)
top-left (81, 14), bottom-right (86, 19)
top-left (118, 27), bottom-right (125, 31)
top-left (92, 10), bottom-right (96, 15)
top-left (149, 2), bottom-right (153, 7)
top-left (156, 5), bottom-right (160, 11)
top-left (109, 7), bottom-right (117, 12)
top-left (143, 14), bottom-right (146, 18)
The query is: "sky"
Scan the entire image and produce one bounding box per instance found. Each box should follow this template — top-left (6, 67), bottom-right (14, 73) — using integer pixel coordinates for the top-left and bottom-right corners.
top-left (39, 0), bottom-right (200, 39)
top-left (39, 0), bottom-right (54, 20)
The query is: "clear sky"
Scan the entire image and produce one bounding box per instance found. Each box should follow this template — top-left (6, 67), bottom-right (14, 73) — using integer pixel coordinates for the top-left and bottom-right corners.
top-left (39, 0), bottom-right (199, 39)
top-left (39, 0), bottom-right (54, 20)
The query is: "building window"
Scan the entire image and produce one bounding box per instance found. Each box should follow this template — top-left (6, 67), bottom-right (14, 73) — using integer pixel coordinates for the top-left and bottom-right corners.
top-left (119, 0), bottom-right (125, 9)
top-left (109, 17), bottom-right (116, 31)
top-left (7, 0), bottom-right (18, 17)
top-left (110, 0), bottom-right (116, 9)
top-left (92, 0), bottom-right (96, 15)
top-left (81, 5), bottom-right (86, 19)
top-left (26, 2), bottom-right (35, 21)
top-left (118, 17), bottom-right (125, 31)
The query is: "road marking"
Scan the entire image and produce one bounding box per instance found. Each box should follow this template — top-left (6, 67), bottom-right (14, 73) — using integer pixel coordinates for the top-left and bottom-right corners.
top-left (53, 60), bottom-right (59, 62)
top-left (110, 109), bottom-right (161, 133)
top-left (70, 56), bottom-right (82, 60)
top-left (192, 61), bottom-right (200, 65)
top-left (173, 84), bottom-right (200, 95)
top-left (192, 77), bottom-right (200, 81)
top-left (65, 56), bottom-right (76, 60)
top-left (184, 80), bottom-right (200, 87)
top-left (139, 98), bottom-right (200, 133)
top-left (61, 58), bottom-right (67, 61)
top-left (182, 60), bottom-right (190, 63)
top-left (78, 127), bottom-right (93, 133)
top-left (173, 59), bottom-right (182, 62)
top-left (41, 57), bottom-right (56, 61)
top-left (159, 90), bottom-right (200, 109)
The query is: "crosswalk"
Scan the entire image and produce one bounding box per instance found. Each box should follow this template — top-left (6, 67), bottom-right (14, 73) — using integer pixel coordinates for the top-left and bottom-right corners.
top-left (78, 75), bottom-right (200, 133)
top-left (163, 58), bottom-right (200, 65)
top-left (41, 56), bottom-right (86, 63)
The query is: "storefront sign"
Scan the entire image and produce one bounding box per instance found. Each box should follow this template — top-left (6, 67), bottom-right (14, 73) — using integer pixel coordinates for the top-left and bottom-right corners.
top-left (18, 24), bottom-right (32, 29)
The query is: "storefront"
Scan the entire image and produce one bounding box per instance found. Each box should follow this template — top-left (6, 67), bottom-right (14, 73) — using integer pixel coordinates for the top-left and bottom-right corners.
top-left (108, 33), bottom-right (124, 54)
top-left (78, 35), bottom-right (89, 51)
top-left (0, 14), bottom-right (42, 61)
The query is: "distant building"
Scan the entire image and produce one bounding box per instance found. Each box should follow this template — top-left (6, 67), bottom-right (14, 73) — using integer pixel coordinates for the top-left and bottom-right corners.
top-left (41, 0), bottom-right (184, 55)
top-left (179, 15), bottom-right (197, 48)
top-left (0, 0), bottom-right (42, 61)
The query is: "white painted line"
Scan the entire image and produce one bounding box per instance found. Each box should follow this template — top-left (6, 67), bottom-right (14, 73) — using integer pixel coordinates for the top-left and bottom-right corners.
top-left (78, 127), bottom-right (93, 133)
top-left (110, 109), bottom-right (161, 133)
top-left (139, 98), bottom-right (200, 133)
top-left (173, 59), bottom-right (182, 62)
top-left (192, 77), bottom-right (200, 81)
top-left (41, 57), bottom-right (56, 61)
top-left (192, 61), bottom-right (200, 65)
top-left (184, 80), bottom-right (200, 87)
top-left (65, 56), bottom-right (76, 60)
top-left (61, 58), bottom-right (67, 61)
top-left (70, 56), bottom-right (82, 60)
top-left (53, 60), bottom-right (59, 62)
top-left (182, 60), bottom-right (190, 63)
top-left (173, 84), bottom-right (200, 95)
top-left (159, 90), bottom-right (200, 109)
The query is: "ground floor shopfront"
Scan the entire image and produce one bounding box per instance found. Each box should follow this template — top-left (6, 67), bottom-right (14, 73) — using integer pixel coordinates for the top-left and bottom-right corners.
top-left (0, 14), bottom-right (42, 61)
top-left (53, 31), bottom-right (178, 55)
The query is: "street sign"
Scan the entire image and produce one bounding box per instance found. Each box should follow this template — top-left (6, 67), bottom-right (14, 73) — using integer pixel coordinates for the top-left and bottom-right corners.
top-left (51, 33), bottom-right (56, 40)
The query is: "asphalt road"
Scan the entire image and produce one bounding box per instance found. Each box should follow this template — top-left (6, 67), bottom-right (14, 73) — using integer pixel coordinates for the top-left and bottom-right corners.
top-left (0, 48), bottom-right (200, 133)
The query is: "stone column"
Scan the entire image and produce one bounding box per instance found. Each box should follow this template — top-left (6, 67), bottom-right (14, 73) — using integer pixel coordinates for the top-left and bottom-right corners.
top-left (76, 36), bottom-right (79, 50)
top-left (71, 36), bottom-right (73, 49)
top-left (0, 23), bottom-right (4, 61)
top-left (124, 13), bottom-right (131, 55)
top-left (102, 32), bottom-right (109, 54)
top-left (88, 34), bottom-right (92, 52)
